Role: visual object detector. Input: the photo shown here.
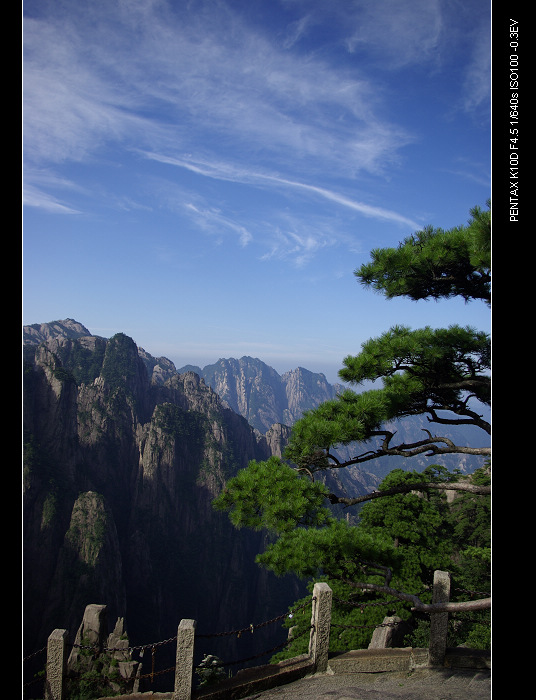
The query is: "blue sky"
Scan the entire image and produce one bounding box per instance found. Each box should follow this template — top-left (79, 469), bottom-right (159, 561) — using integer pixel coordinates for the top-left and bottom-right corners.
top-left (23, 0), bottom-right (491, 384)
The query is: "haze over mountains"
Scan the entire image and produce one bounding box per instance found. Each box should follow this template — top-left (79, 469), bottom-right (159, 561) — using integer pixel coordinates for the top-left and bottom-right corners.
top-left (25, 319), bottom-right (344, 431)
top-left (23, 319), bottom-right (489, 672)
top-left (23, 319), bottom-right (373, 668)
top-left (24, 318), bottom-right (489, 475)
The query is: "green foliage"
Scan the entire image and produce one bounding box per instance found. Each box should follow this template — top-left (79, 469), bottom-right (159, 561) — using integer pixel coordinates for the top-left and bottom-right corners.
top-left (51, 365), bottom-right (76, 384)
top-left (284, 323), bottom-right (490, 473)
top-left (447, 466), bottom-right (491, 550)
top-left (270, 579), bottom-right (400, 662)
top-left (446, 465), bottom-right (491, 609)
top-left (265, 465), bottom-right (490, 658)
top-left (41, 491), bottom-right (58, 528)
top-left (339, 324), bottom-right (490, 407)
top-left (215, 457), bottom-right (490, 656)
top-left (355, 201), bottom-right (490, 305)
top-left (405, 604), bottom-right (491, 652)
top-left (284, 389), bottom-right (389, 468)
top-left (23, 432), bottom-right (76, 533)
top-left (65, 635), bottom-right (129, 699)
top-left (64, 492), bottom-right (109, 568)
top-left (214, 204), bottom-right (491, 656)
top-left (195, 655), bottom-right (228, 687)
top-left (213, 457), bottom-right (332, 534)
top-left (50, 338), bottom-right (107, 385)
top-left (257, 518), bottom-right (398, 579)
top-left (153, 403), bottom-right (206, 444)
top-left (357, 468), bottom-right (455, 599)
top-left (359, 468), bottom-right (453, 547)
top-left (100, 333), bottom-right (139, 391)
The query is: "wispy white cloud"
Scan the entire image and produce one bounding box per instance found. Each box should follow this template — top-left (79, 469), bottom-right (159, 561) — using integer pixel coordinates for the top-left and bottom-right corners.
top-left (23, 0), bottom-right (410, 180)
top-left (461, 26), bottom-right (491, 115)
top-left (23, 184), bottom-right (80, 215)
top-left (273, 178), bottom-right (419, 228)
top-left (282, 0), bottom-right (489, 115)
top-left (23, 0), bottom-right (485, 260)
top-left (343, 0), bottom-right (443, 68)
top-left (260, 225), bottom-right (335, 268)
top-left (281, 13), bottom-right (315, 49)
top-left (143, 151), bottom-right (420, 229)
top-left (22, 168), bottom-right (86, 213)
top-left (183, 202), bottom-right (253, 247)
top-left (277, 0), bottom-right (444, 67)
top-left (142, 151), bottom-right (415, 268)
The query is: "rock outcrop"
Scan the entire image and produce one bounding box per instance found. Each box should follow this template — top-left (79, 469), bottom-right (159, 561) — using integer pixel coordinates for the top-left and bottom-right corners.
top-left (178, 357), bottom-right (344, 434)
top-left (66, 604), bottom-right (141, 697)
top-left (23, 318), bottom-right (488, 677)
top-left (23, 324), bottom-right (304, 669)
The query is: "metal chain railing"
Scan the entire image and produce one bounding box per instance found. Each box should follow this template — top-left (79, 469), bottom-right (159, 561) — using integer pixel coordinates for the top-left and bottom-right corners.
top-left (195, 598), bottom-right (312, 640)
top-left (193, 597), bottom-right (314, 671)
top-left (24, 577), bottom-right (491, 698)
top-left (194, 624), bottom-right (314, 672)
top-left (23, 598), bottom-right (315, 695)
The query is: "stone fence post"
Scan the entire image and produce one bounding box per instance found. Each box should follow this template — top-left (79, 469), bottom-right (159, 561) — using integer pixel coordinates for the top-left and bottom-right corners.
top-left (173, 619), bottom-right (196, 700)
top-left (429, 569), bottom-right (451, 666)
top-left (45, 629), bottom-right (68, 700)
top-left (309, 582), bottom-right (332, 673)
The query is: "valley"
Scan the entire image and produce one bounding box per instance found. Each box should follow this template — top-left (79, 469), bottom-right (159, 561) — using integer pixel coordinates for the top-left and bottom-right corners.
top-left (23, 319), bottom-right (489, 670)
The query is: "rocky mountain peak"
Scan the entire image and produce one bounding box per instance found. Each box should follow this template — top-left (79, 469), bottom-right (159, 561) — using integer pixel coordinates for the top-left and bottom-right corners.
top-left (23, 318), bottom-right (94, 344)
top-left (180, 356), bottom-right (343, 433)
top-left (23, 317), bottom-right (487, 676)
top-left (24, 320), bottom-right (305, 663)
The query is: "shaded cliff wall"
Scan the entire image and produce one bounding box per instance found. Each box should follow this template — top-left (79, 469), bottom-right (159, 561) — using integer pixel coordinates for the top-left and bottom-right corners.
top-left (23, 334), bottom-right (304, 663)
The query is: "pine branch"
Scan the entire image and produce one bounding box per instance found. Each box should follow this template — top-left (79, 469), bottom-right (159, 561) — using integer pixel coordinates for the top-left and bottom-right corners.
top-left (327, 480), bottom-right (490, 507)
top-left (338, 577), bottom-right (491, 612)
top-left (321, 430), bottom-right (490, 470)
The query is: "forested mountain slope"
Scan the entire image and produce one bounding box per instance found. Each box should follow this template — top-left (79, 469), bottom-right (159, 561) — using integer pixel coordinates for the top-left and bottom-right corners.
top-left (23, 322), bottom-right (306, 665)
top-left (23, 319), bottom-right (488, 662)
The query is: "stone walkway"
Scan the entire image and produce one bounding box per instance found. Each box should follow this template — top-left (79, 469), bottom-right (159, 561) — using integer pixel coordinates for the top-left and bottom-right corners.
top-left (239, 667), bottom-right (492, 700)
top-left (97, 649), bottom-right (491, 700)
top-left (96, 667), bottom-right (491, 700)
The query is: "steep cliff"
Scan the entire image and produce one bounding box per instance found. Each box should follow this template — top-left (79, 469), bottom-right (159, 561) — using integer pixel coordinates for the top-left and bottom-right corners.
top-left (23, 325), bottom-right (304, 668)
top-left (24, 319), bottom-right (487, 674)
top-left (178, 356), bottom-right (344, 433)
top-left (182, 357), bottom-right (488, 478)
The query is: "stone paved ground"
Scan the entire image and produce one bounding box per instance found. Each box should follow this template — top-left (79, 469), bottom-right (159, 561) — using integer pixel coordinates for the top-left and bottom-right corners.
top-left (240, 667), bottom-right (492, 700)
top-left (96, 667), bottom-right (491, 700)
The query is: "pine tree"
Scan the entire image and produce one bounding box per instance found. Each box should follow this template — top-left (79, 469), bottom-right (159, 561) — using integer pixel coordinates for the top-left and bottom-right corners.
top-left (213, 202), bottom-right (491, 653)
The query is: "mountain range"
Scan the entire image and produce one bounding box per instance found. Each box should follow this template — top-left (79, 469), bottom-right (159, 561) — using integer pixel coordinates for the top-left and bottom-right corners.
top-left (24, 319), bottom-right (345, 434)
top-left (179, 357), bottom-right (343, 434)
top-left (22, 319), bottom-right (374, 676)
top-left (23, 319), bottom-right (489, 678)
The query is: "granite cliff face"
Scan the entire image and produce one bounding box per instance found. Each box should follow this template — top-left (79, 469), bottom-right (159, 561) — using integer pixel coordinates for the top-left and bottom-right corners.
top-left (24, 319), bottom-right (485, 671)
top-left (176, 357), bottom-right (384, 496)
top-left (178, 357), bottom-right (344, 433)
top-left (23, 322), bottom-right (305, 666)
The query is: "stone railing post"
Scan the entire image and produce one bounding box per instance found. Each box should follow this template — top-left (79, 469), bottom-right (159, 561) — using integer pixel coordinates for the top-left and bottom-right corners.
top-left (173, 619), bottom-right (196, 700)
top-left (429, 570), bottom-right (451, 666)
top-left (309, 582), bottom-right (332, 673)
top-left (45, 629), bottom-right (68, 700)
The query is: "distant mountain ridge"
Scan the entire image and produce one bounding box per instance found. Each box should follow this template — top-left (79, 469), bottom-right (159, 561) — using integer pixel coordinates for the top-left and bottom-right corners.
top-left (24, 319), bottom-right (489, 477)
top-left (22, 318), bottom-right (489, 665)
top-left (23, 318), bottom-right (97, 344)
top-left (179, 357), bottom-right (345, 433)
top-left (23, 319), bottom-right (345, 434)
top-left (23, 318), bottom-right (311, 666)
